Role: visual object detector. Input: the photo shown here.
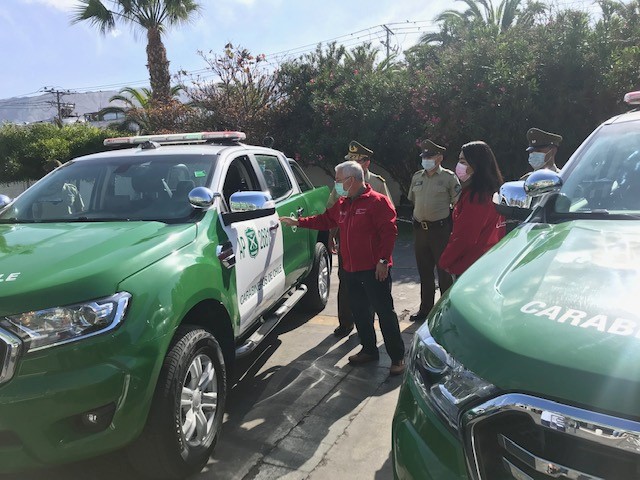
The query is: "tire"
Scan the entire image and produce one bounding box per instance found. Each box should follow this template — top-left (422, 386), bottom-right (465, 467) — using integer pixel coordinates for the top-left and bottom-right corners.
top-left (300, 242), bottom-right (331, 312)
top-left (128, 326), bottom-right (227, 479)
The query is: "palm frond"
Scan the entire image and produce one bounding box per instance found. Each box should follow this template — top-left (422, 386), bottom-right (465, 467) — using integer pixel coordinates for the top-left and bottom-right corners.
top-left (70, 0), bottom-right (115, 34)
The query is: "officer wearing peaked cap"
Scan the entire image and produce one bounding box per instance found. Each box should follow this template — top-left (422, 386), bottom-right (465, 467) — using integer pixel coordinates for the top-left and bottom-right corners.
top-left (328, 141), bottom-right (393, 207)
top-left (521, 128), bottom-right (563, 180)
top-left (327, 140), bottom-right (394, 339)
top-left (408, 139), bottom-right (460, 322)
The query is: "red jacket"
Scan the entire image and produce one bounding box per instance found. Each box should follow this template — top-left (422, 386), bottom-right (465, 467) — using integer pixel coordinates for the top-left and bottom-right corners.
top-left (439, 188), bottom-right (505, 275)
top-left (299, 185), bottom-right (397, 272)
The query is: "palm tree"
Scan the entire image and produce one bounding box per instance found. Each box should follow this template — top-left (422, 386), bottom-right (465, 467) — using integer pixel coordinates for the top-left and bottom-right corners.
top-left (72, 0), bottom-right (200, 104)
top-left (422, 0), bottom-right (547, 42)
top-left (99, 85), bottom-right (183, 131)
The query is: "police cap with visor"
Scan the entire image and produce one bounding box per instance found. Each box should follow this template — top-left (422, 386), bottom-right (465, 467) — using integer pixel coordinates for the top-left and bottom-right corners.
top-left (420, 139), bottom-right (446, 158)
top-left (526, 128), bottom-right (563, 152)
top-left (345, 141), bottom-right (373, 161)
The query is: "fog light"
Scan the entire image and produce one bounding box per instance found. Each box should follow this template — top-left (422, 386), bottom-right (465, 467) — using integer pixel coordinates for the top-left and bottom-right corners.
top-left (76, 403), bottom-right (116, 433)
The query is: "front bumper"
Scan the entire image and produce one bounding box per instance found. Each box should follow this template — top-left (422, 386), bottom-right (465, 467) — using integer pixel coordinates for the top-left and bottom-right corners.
top-left (392, 377), bottom-right (469, 480)
top-left (0, 327), bottom-right (167, 473)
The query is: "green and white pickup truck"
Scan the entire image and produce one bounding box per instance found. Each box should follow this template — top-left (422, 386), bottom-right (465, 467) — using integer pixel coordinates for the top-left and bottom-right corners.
top-left (393, 92), bottom-right (640, 480)
top-left (0, 131), bottom-right (330, 478)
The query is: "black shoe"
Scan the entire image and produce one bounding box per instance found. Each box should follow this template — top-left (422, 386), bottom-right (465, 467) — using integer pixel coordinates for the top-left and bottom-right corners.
top-left (389, 359), bottom-right (406, 376)
top-left (333, 325), bottom-right (354, 338)
top-left (348, 350), bottom-right (379, 365)
top-left (409, 313), bottom-right (427, 323)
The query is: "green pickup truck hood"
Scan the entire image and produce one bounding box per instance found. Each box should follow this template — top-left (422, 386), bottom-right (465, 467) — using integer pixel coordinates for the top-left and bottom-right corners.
top-left (434, 220), bottom-right (640, 416)
top-left (0, 222), bottom-right (196, 316)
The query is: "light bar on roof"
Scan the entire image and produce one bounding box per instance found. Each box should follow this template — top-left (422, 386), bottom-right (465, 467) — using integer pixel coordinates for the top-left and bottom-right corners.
top-left (103, 131), bottom-right (246, 146)
top-left (624, 91), bottom-right (640, 105)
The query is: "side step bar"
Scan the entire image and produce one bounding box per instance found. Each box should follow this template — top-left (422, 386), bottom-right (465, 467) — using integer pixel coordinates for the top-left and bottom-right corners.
top-left (235, 284), bottom-right (308, 358)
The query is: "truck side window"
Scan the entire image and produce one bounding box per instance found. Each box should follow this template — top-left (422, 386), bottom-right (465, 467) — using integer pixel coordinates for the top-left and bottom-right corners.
top-left (288, 160), bottom-right (313, 192)
top-left (223, 156), bottom-right (259, 208)
top-left (255, 154), bottom-right (293, 200)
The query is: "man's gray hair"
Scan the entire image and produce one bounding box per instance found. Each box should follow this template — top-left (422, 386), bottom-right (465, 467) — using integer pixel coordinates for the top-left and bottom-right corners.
top-left (335, 160), bottom-right (364, 182)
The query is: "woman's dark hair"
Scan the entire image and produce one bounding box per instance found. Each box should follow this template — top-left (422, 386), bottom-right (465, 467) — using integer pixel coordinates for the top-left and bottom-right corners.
top-left (461, 141), bottom-right (504, 202)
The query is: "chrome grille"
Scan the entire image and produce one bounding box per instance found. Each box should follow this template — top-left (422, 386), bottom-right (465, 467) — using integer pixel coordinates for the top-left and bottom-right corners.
top-left (0, 329), bottom-right (21, 385)
top-left (463, 394), bottom-right (640, 480)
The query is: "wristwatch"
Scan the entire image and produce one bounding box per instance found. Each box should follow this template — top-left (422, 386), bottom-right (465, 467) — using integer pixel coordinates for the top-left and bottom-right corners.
top-left (378, 259), bottom-right (388, 265)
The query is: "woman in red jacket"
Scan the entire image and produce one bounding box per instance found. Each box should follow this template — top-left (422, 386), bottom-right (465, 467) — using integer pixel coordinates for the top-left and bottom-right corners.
top-left (439, 141), bottom-right (505, 276)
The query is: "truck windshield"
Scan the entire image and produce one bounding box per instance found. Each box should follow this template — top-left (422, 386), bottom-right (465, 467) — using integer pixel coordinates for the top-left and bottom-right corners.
top-left (557, 121), bottom-right (640, 217)
top-left (0, 155), bottom-right (215, 223)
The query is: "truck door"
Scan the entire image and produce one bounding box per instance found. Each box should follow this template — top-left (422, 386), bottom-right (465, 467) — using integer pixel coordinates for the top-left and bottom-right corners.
top-left (218, 155), bottom-right (285, 334)
top-left (254, 153), bottom-right (312, 290)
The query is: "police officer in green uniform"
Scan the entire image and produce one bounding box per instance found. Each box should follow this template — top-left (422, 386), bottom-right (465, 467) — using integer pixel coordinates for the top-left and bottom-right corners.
top-left (521, 127), bottom-right (563, 180)
top-left (408, 140), bottom-right (460, 322)
top-left (328, 141), bottom-right (394, 338)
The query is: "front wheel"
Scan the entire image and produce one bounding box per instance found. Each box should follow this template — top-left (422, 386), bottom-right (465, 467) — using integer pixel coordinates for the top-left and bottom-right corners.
top-left (128, 326), bottom-right (227, 479)
top-left (300, 242), bottom-right (331, 312)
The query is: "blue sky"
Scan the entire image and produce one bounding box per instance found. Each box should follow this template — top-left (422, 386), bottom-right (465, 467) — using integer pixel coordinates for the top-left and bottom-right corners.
top-left (1, 0), bottom-right (451, 99)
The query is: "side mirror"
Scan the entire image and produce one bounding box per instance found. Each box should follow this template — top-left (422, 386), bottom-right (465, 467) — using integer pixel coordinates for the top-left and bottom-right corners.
top-left (229, 191), bottom-right (275, 213)
top-left (0, 195), bottom-right (12, 209)
top-left (493, 181), bottom-right (531, 221)
top-left (188, 187), bottom-right (216, 209)
top-left (524, 169), bottom-right (563, 197)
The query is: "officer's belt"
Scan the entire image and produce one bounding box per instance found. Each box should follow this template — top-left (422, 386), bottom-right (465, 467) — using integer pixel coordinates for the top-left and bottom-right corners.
top-left (412, 216), bottom-right (450, 230)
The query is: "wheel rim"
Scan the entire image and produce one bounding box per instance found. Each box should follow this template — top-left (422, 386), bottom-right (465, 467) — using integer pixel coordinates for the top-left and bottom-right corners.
top-left (180, 353), bottom-right (218, 447)
top-left (318, 251), bottom-right (329, 302)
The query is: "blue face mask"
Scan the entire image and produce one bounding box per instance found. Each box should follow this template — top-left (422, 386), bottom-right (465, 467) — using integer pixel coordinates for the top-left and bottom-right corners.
top-left (335, 177), bottom-right (351, 197)
top-left (528, 152), bottom-right (546, 170)
top-left (421, 159), bottom-right (436, 171)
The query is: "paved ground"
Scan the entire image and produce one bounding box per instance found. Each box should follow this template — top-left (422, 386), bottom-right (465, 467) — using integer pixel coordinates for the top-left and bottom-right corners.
top-left (3, 232), bottom-right (429, 480)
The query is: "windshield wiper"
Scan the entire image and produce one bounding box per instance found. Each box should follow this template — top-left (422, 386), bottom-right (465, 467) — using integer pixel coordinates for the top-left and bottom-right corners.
top-left (68, 217), bottom-right (132, 222)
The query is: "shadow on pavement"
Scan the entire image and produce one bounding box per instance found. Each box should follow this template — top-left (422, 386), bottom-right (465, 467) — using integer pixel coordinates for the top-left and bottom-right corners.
top-left (197, 315), bottom-right (402, 479)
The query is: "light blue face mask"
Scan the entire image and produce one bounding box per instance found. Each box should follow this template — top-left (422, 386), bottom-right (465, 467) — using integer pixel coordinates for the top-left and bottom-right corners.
top-left (335, 177), bottom-right (352, 197)
top-left (528, 152), bottom-right (546, 170)
top-left (421, 159), bottom-right (436, 171)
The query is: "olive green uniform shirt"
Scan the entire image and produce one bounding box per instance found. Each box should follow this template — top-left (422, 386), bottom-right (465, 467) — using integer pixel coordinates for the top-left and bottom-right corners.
top-left (327, 170), bottom-right (393, 208)
top-left (408, 167), bottom-right (460, 222)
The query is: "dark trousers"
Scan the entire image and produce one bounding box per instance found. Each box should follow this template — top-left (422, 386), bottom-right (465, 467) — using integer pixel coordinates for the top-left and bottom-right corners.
top-left (414, 221), bottom-right (453, 316)
top-left (337, 252), bottom-right (373, 329)
top-left (343, 269), bottom-right (405, 362)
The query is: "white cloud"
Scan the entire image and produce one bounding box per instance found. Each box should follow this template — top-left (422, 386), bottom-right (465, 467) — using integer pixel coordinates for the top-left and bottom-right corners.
top-left (21, 0), bottom-right (78, 12)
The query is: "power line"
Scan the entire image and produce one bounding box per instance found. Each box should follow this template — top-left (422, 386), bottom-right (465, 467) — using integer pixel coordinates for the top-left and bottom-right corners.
top-left (42, 87), bottom-right (77, 122)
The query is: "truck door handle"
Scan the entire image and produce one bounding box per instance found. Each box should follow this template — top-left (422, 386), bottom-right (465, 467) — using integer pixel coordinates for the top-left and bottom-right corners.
top-left (296, 207), bottom-right (304, 218)
top-left (269, 224), bottom-right (279, 232)
top-left (216, 242), bottom-right (235, 269)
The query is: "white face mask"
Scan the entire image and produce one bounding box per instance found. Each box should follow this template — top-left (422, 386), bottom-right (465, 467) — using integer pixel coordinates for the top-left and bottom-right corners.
top-left (528, 152), bottom-right (546, 170)
top-left (421, 159), bottom-right (436, 171)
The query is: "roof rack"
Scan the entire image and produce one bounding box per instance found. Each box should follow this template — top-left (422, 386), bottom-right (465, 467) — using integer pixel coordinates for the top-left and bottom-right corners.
top-left (103, 131), bottom-right (246, 147)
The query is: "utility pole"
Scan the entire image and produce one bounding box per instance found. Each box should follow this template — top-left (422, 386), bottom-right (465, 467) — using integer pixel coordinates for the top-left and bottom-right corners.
top-left (42, 87), bottom-right (76, 124)
top-left (382, 25), bottom-right (395, 61)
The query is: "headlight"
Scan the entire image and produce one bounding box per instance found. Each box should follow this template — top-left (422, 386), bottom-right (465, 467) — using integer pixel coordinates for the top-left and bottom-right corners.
top-left (409, 323), bottom-right (498, 430)
top-left (1, 292), bottom-right (131, 352)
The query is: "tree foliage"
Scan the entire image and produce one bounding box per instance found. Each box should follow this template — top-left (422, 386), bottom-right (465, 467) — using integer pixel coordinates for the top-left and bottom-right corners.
top-left (71, 0), bottom-right (201, 104)
top-left (100, 85), bottom-right (186, 133)
top-left (0, 123), bottom-right (121, 181)
top-left (274, 43), bottom-right (418, 181)
top-left (178, 43), bottom-right (284, 144)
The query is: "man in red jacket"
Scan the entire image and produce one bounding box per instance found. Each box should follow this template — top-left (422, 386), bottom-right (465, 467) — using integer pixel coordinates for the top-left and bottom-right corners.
top-left (280, 161), bottom-right (406, 375)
